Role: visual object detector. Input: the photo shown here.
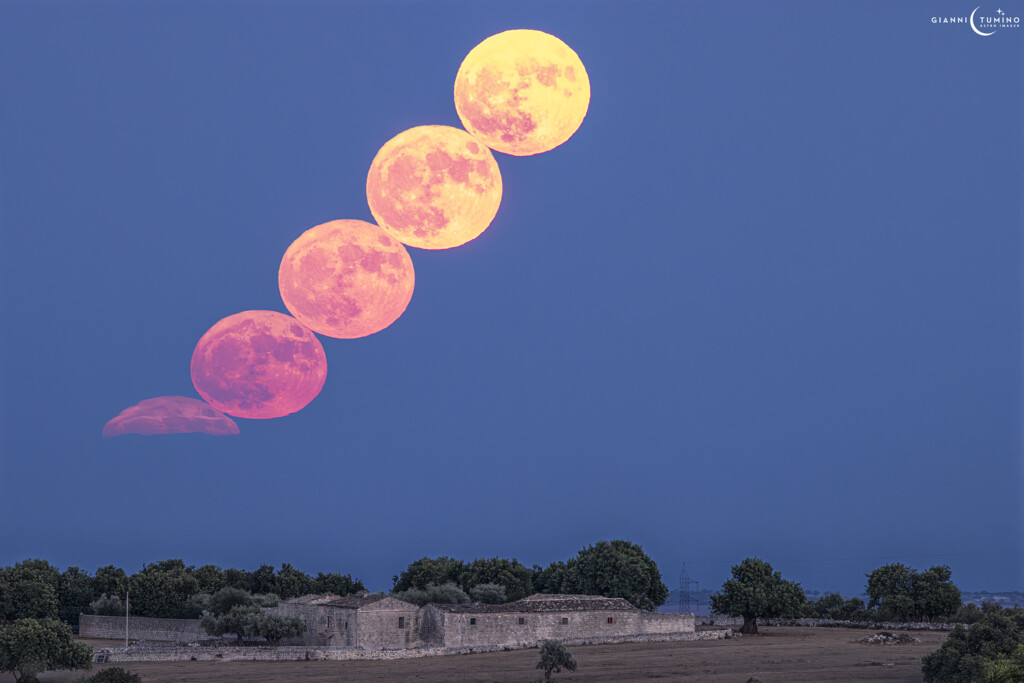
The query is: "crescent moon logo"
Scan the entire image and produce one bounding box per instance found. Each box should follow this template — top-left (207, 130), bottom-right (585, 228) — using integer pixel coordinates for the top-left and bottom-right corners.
top-left (970, 7), bottom-right (996, 36)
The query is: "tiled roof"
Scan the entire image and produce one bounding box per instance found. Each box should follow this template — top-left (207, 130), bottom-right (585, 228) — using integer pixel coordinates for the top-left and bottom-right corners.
top-left (429, 594), bottom-right (639, 613)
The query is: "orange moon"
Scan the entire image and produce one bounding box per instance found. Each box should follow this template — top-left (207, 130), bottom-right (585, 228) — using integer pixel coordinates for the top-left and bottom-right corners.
top-left (454, 29), bottom-right (591, 156)
top-left (190, 310), bottom-right (327, 419)
top-left (278, 219), bottom-right (414, 339)
top-left (366, 125), bottom-right (502, 250)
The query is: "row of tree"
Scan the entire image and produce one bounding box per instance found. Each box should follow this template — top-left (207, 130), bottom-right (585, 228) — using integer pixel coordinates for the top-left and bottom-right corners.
top-left (709, 559), bottom-right (964, 634)
top-left (0, 559), bottom-right (365, 624)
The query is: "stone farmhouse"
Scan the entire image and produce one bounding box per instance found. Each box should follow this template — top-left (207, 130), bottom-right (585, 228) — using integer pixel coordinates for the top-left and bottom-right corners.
top-left (273, 592), bottom-right (694, 650)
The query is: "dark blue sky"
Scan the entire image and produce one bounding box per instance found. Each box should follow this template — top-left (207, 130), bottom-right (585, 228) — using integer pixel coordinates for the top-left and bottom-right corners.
top-left (1, 1), bottom-right (1020, 598)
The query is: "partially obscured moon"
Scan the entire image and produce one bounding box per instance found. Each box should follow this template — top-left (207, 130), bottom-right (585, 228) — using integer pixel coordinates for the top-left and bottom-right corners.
top-left (190, 310), bottom-right (327, 419)
top-left (366, 125), bottom-right (502, 250)
top-left (279, 219), bottom-right (414, 339)
top-left (454, 29), bottom-right (590, 156)
top-left (103, 396), bottom-right (239, 437)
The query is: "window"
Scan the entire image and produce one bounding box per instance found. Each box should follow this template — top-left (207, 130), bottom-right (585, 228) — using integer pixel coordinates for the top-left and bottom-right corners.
top-left (398, 616), bottom-right (405, 628)
top-left (327, 616), bottom-right (333, 629)
top-left (518, 617), bottom-right (525, 625)
top-left (470, 618), bottom-right (477, 625)
top-left (607, 617), bottom-right (614, 624)
top-left (561, 617), bottom-right (568, 625)
top-left (345, 621), bottom-right (348, 629)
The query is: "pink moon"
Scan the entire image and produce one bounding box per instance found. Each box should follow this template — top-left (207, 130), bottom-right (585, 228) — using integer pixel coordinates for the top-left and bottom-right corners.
top-left (103, 396), bottom-right (239, 437)
top-left (278, 219), bottom-right (415, 339)
top-left (190, 310), bottom-right (327, 419)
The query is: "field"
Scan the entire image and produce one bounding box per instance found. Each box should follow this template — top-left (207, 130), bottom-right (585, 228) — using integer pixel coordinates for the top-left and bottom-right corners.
top-left (13, 626), bottom-right (947, 682)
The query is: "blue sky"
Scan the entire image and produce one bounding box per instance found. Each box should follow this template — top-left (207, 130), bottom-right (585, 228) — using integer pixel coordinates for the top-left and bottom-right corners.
top-left (1, 0), bottom-right (1020, 597)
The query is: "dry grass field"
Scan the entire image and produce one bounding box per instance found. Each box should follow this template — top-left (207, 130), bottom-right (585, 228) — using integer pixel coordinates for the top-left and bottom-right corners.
top-left (9, 626), bottom-right (947, 682)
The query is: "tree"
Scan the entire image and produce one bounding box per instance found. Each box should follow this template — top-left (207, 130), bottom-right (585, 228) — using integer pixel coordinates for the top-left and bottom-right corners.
top-left (393, 557), bottom-right (465, 593)
top-left (802, 592), bottom-right (867, 621)
top-left (273, 564), bottom-right (312, 599)
top-left (866, 563), bottom-right (915, 621)
top-left (536, 639), bottom-right (577, 681)
top-left (537, 540), bottom-right (670, 611)
top-left (57, 567), bottom-right (94, 626)
top-left (470, 583), bottom-right (507, 604)
top-left (866, 563), bottom-right (961, 622)
top-left (91, 566), bottom-right (127, 602)
top-left (89, 594), bottom-right (124, 617)
top-left (922, 604), bottom-right (1024, 683)
top-left (709, 557), bottom-right (805, 634)
top-left (393, 583), bottom-right (470, 607)
top-left (183, 593), bottom-right (211, 619)
top-left (223, 568), bottom-right (254, 593)
top-left (0, 618), bottom-right (92, 683)
top-left (248, 611), bottom-right (305, 645)
top-left (249, 564), bottom-right (277, 596)
top-left (200, 605), bottom-right (261, 645)
top-left (458, 558), bottom-right (534, 602)
top-left (193, 565), bottom-right (226, 594)
top-left (127, 560), bottom-right (200, 619)
top-left (0, 578), bottom-right (58, 622)
top-left (311, 572), bottom-right (364, 597)
top-left (208, 587), bottom-right (252, 616)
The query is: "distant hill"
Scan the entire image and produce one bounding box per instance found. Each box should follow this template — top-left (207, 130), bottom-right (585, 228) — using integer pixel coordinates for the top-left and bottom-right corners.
top-left (962, 591), bottom-right (1024, 608)
top-left (658, 588), bottom-right (1023, 615)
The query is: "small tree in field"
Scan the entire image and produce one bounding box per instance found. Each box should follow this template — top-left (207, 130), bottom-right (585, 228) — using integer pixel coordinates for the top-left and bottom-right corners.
top-left (537, 639), bottom-right (577, 681)
top-left (0, 618), bottom-right (92, 683)
top-left (709, 557), bottom-right (805, 635)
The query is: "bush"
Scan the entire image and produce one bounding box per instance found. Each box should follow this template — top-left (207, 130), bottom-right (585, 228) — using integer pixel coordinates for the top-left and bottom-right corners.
top-left (89, 594), bottom-right (124, 617)
top-left (251, 593), bottom-right (279, 608)
top-left (208, 587), bottom-right (251, 616)
top-left (922, 604), bottom-right (1024, 682)
top-left (248, 612), bottom-right (305, 645)
top-left (470, 583), bottom-right (507, 604)
top-left (393, 583), bottom-right (469, 607)
top-left (78, 667), bottom-right (142, 683)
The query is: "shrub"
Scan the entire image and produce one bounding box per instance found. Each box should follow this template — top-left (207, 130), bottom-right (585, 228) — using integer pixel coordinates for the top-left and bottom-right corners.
top-left (89, 594), bottom-right (124, 617)
top-left (922, 604), bottom-right (1024, 682)
top-left (470, 583), bottom-right (507, 604)
top-left (78, 667), bottom-right (142, 683)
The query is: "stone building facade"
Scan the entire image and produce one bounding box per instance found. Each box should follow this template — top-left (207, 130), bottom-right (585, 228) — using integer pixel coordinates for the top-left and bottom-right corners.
top-left (419, 594), bottom-right (694, 649)
top-left (273, 594), bottom-right (420, 648)
top-left (273, 593), bottom-right (694, 650)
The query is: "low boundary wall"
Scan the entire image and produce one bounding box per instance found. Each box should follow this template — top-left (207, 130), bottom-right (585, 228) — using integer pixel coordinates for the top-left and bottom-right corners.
top-left (97, 629), bottom-right (731, 663)
top-left (697, 616), bottom-right (961, 631)
top-left (80, 614), bottom-right (207, 642)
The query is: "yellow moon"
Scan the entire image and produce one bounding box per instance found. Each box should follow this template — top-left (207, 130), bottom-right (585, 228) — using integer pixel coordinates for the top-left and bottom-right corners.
top-left (366, 125), bottom-right (502, 250)
top-left (454, 29), bottom-right (590, 156)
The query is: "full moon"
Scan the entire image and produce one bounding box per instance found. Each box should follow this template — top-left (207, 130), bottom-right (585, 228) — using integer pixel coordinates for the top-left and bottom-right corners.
top-left (190, 310), bottom-right (327, 419)
top-left (454, 29), bottom-right (590, 156)
top-left (279, 219), bottom-right (415, 339)
top-left (366, 125), bottom-right (502, 250)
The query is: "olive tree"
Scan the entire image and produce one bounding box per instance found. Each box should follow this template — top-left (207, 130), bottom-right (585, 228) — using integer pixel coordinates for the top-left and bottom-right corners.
top-left (0, 618), bottom-right (92, 683)
top-left (709, 557), bottom-right (805, 634)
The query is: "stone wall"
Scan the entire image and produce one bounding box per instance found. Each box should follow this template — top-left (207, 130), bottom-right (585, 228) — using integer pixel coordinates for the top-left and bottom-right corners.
top-left (697, 615), bottom-right (961, 630)
top-left (432, 608), bottom-right (692, 649)
top-left (272, 601), bottom-right (358, 646)
top-left (80, 614), bottom-right (207, 642)
top-left (96, 629), bottom-right (731, 663)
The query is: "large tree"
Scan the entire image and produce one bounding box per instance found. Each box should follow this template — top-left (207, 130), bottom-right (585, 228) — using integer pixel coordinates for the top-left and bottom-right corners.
top-left (57, 567), bottom-right (94, 626)
top-left (127, 560), bottom-right (200, 619)
top-left (311, 572), bottom-right (364, 597)
top-left (0, 577), bottom-right (58, 622)
top-left (866, 563), bottom-right (961, 622)
top-left (709, 557), bottom-right (805, 634)
top-left (0, 618), bottom-right (92, 683)
top-left (536, 540), bottom-right (670, 611)
top-left (392, 557), bottom-right (464, 593)
top-left (458, 558), bottom-right (534, 602)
